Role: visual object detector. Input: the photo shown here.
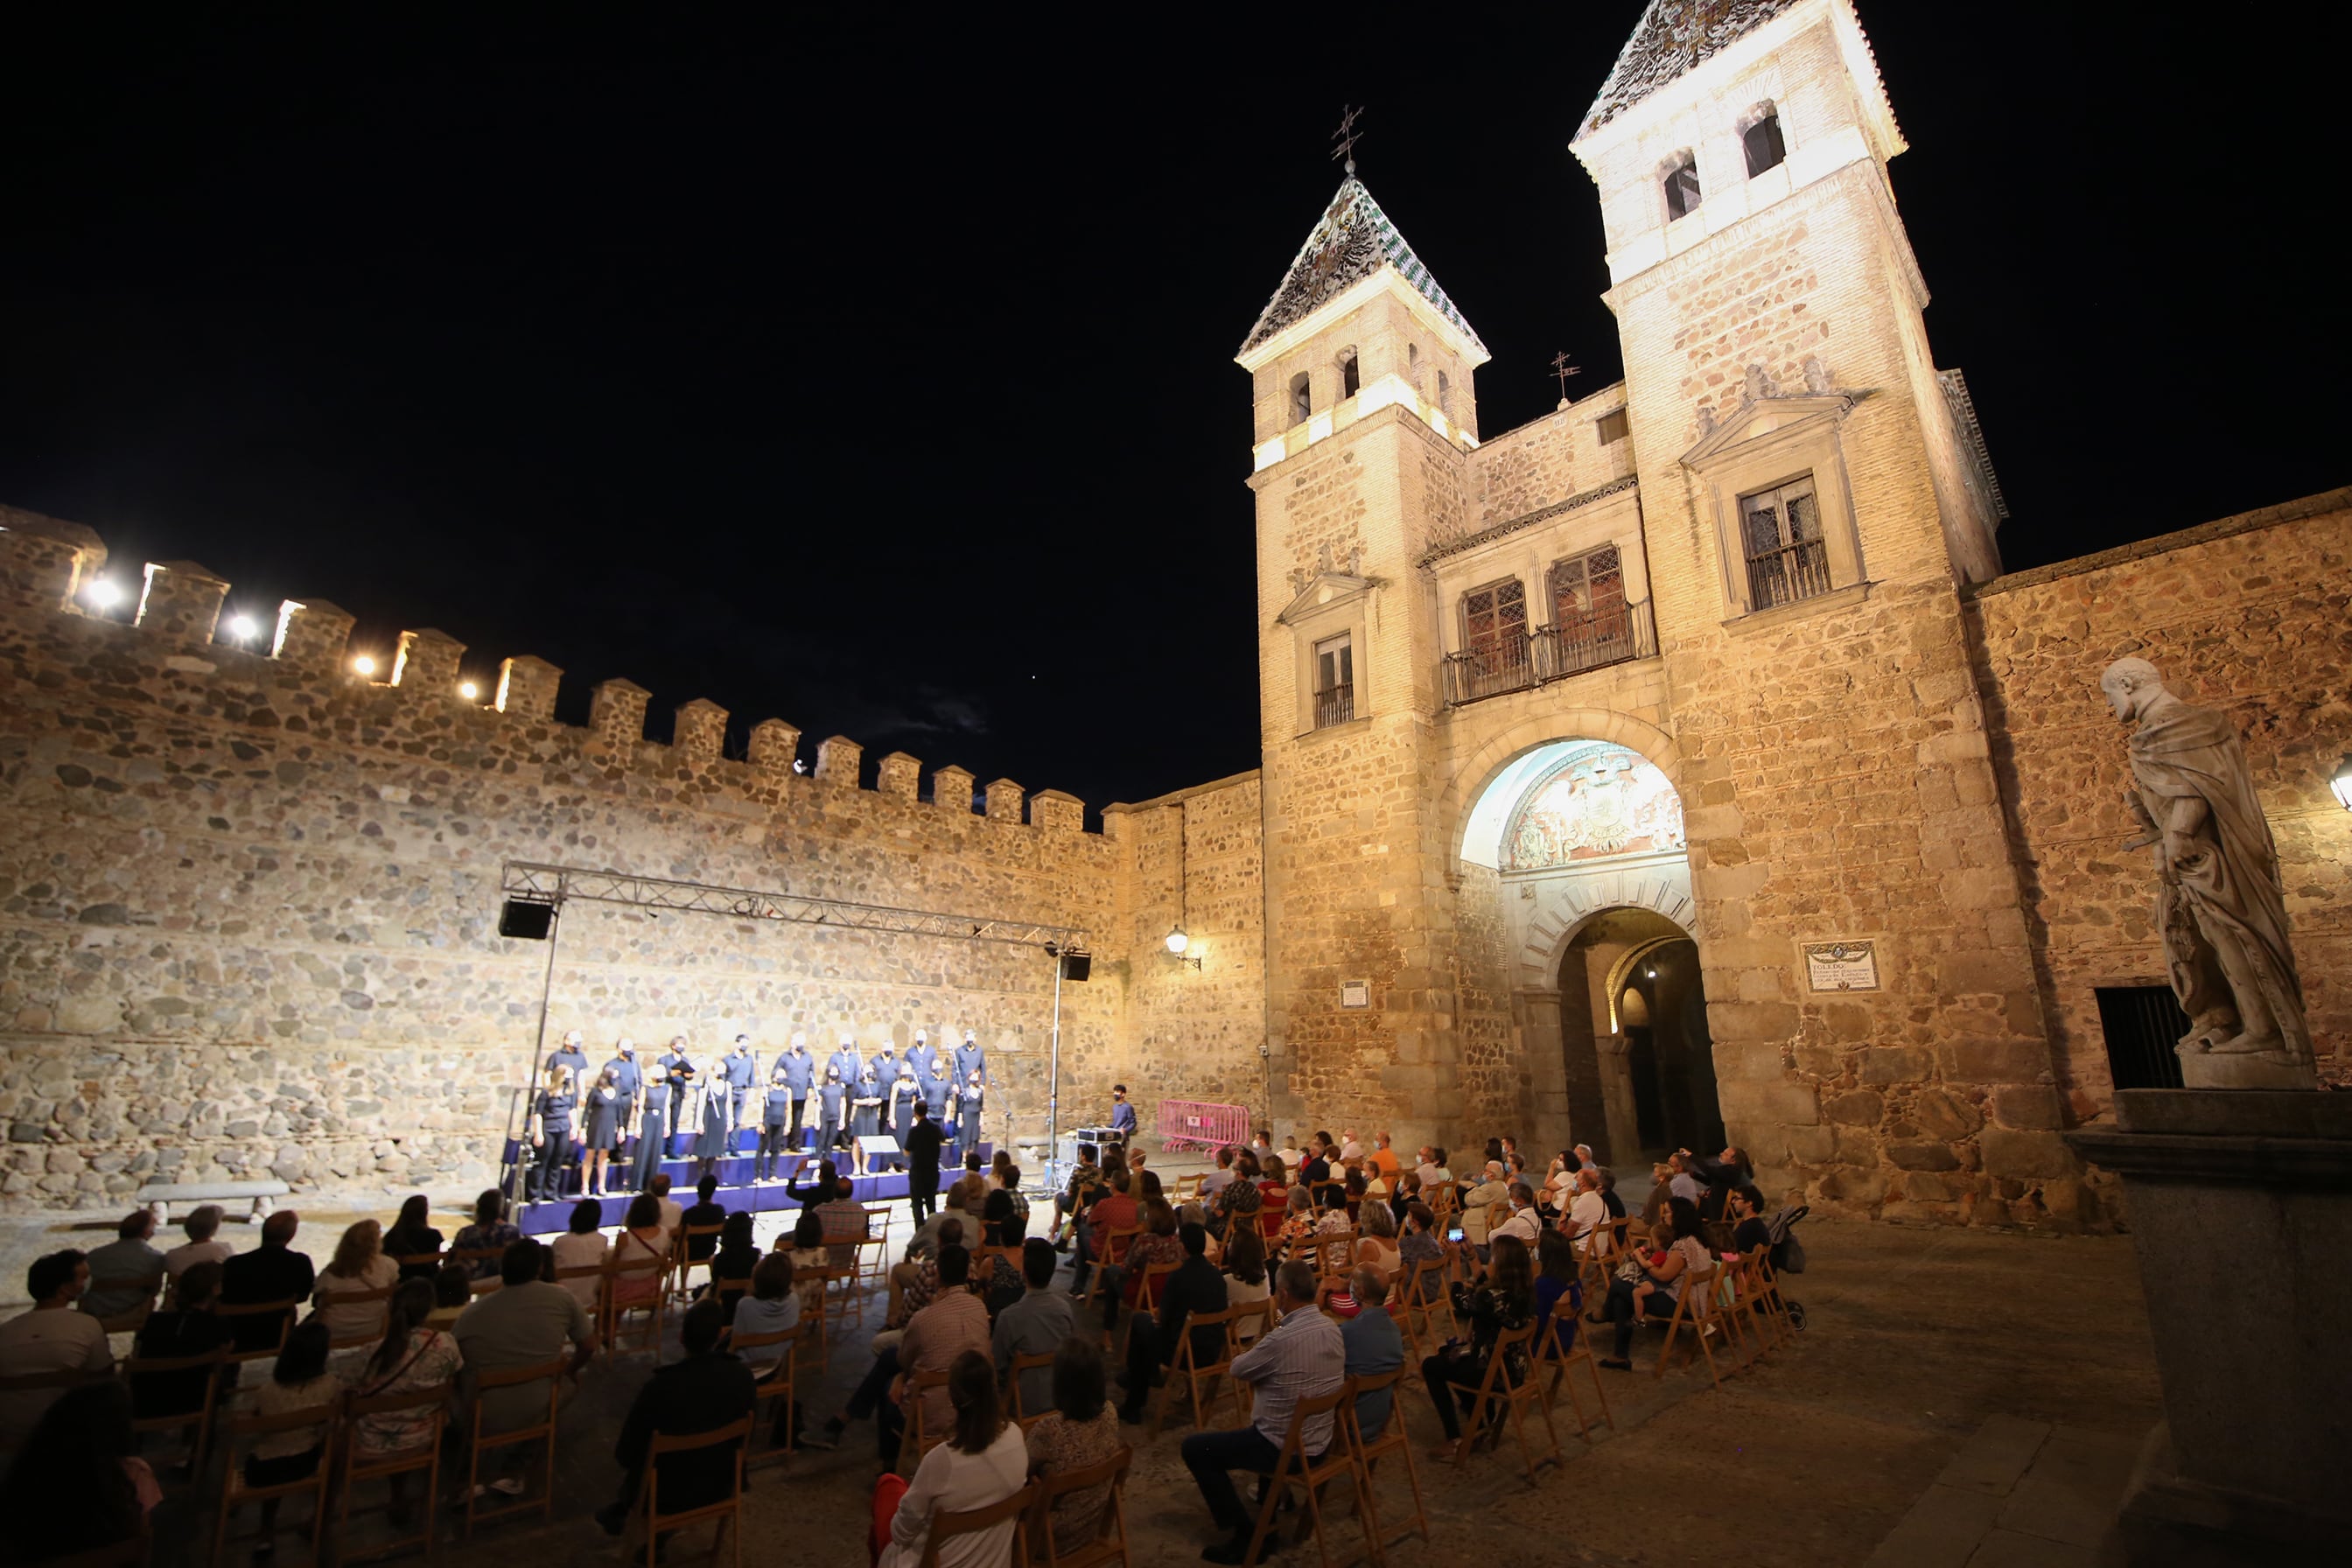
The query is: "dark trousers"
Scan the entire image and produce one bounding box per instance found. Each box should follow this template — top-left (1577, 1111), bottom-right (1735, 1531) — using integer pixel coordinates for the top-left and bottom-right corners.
top-left (909, 1181), bottom-right (938, 1226)
top-left (788, 1096), bottom-right (808, 1147)
top-left (818, 1114), bottom-right (843, 1153)
top-left (1121, 1315), bottom-right (1180, 1418)
top-left (757, 1124), bottom-right (790, 1180)
top-left (1420, 1350), bottom-right (1491, 1440)
top-left (1181, 1424), bottom-right (1283, 1536)
top-left (532, 1131), bottom-right (573, 1200)
top-left (1605, 1277), bottom-right (1676, 1358)
top-left (844, 1347), bottom-right (905, 1463)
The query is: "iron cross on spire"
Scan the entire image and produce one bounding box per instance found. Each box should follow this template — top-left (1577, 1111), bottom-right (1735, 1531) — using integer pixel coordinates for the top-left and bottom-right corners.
top-left (1331, 104), bottom-right (1365, 175)
top-left (1550, 350), bottom-right (1583, 403)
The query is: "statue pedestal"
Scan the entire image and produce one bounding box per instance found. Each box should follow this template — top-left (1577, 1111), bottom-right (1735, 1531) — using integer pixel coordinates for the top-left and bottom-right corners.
top-left (2066, 1090), bottom-right (2352, 1564)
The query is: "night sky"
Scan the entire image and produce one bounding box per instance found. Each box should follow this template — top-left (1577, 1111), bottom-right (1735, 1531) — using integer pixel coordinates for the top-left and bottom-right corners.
top-left (2, 5), bottom-right (2341, 817)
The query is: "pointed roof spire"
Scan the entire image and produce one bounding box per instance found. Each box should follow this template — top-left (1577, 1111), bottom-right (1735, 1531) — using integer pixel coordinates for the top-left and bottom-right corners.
top-left (1577, 0), bottom-right (1803, 140)
top-left (1236, 177), bottom-right (1487, 359)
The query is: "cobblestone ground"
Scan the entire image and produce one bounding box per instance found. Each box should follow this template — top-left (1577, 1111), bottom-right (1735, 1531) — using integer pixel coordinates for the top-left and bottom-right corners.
top-left (13, 1194), bottom-right (2160, 1567)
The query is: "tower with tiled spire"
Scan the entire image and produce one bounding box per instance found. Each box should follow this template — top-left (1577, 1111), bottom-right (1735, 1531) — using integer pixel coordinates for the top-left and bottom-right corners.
top-left (1233, 174), bottom-right (1491, 1139)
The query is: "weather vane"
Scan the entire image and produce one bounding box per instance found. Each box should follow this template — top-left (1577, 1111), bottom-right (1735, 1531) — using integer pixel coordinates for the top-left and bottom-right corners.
top-left (1550, 350), bottom-right (1583, 403)
top-left (1331, 104), bottom-right (1364, 176)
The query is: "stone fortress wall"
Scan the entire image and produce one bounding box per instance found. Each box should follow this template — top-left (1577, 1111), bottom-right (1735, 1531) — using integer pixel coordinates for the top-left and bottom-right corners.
top-left (0, 504), bottom-right (1250, 1208)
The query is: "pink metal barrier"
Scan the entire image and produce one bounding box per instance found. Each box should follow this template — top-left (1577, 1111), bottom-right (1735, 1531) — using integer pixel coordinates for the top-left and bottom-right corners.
top-left (1158, 1098), bottom-right (1250, 1153)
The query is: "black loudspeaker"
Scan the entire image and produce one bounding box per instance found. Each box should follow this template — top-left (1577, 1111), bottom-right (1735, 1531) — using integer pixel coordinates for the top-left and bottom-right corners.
top-left (1060, 950), bottom-right (1091, 983)
top-left (499, 899), bottom-right (556, 940)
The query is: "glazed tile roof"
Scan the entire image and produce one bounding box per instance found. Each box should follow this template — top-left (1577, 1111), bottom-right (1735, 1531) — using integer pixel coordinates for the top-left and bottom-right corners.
top-left (1237, 176), bottom-right (1487, 358)
top-left (1577, 0), bottom-right (1803, 139)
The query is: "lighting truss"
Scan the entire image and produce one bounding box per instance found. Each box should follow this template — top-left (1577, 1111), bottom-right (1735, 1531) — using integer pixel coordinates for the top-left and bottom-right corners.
top-left (500, 860), bottom-right (1090, 952)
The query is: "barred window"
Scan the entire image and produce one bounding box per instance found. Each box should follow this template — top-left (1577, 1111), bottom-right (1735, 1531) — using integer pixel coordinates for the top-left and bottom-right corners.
top-left (1739, 474), bottom-right (1830, 610)
top-left (1312, 635), bottom-right (1354, 729)
top-left (1663, 155), bottom-right (1701, 220)
top-left (1743, 113), bottom-right (1786, 178)
top-left (1550, 545), bottom-right (1626, 626)
top-left (1462, 578), bottom-right (1527, 655)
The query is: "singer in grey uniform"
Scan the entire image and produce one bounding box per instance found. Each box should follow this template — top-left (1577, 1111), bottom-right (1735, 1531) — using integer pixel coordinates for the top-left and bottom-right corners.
top-left (602, 1038), bottom-right (642, 1186)
top-left (636, 1036), bottom-right (694, 1191)
top-left (825, 1034), bottom-right (862, 1098)
top-left (528, 1064), bottom-right (578, 1202)
top-left (905, 1029), bottom-right (938, 1086)
top-left (723, 1035), bottom-right (757, 1130)
top-left (922, 1058), bottom-right (956, 1149)
top-left (757, 1065), bottom-right (795, 1182)
top-left (778, 1032), bottom-right (816, 1149)
top-left (870, 1042), bottom-right (906, 1155)
top-left (544, 1028), bottom-right (592, 1191)
top-left (953, 1028), bottom-right (988, 1096)
top-left (816, 1065), bottom-right (848, 1154)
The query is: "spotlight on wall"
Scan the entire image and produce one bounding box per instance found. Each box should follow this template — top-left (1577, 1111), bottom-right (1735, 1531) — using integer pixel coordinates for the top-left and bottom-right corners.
top-left (83, 579), bottom-right (124, 611)
top-left (2333, 752), bottom-right (2352, 811)
top-left (458, 680), bottom-right (480, 701)
top-left (352, 654), bottom-right (378, 676)
top-left (226, 613), bottom-right (258, 641)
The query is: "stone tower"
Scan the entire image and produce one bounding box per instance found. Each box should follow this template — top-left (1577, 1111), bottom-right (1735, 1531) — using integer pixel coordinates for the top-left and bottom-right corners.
top-left (1234, 178), bottom-right (1492, 1141)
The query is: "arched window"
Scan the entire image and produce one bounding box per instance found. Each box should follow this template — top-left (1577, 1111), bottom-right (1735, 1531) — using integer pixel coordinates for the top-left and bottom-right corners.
top-left (1289, 371), bottom-right (1312, 427)
top-left (1743, 110), bottom-right (1786, 178)
top-left (1662, 153), bottom-right (1701, 220)
top-left (1437, 370), bottom-right (1452, 417)
top-left (1338, 347), bottom-right (1360, 399)
top-left (1407, 342), bottom-right (1421, 394)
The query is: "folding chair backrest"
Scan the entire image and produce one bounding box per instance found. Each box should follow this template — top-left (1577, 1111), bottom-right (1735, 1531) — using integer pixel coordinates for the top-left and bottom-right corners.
top-left (920, 1480), bottom-right (1036, 1568)
top-left (214, 1297), bottom-right (297, 1361)
top-left (472, 1354), bottom-right (569, 1429)
top-left (1009, 1351), bottom-right (1057, 1425)
top-left (1032, 1447), bottom-right (1131, 1567)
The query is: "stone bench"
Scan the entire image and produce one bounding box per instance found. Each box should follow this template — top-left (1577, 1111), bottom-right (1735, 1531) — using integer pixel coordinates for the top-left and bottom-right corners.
top-left (136, 1180), bottom-right (290, 1224)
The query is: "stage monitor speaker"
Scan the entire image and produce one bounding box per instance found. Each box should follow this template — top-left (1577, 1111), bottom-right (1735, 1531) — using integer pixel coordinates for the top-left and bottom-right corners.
top-left (1060, 950), bottom-right (1091, 983)
top-left (499, 899), bottom-right (556, 940)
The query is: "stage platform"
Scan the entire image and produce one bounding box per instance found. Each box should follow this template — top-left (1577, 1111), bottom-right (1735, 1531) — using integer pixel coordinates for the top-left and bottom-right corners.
top-left (504, 1129), bottom-right (991, 1236)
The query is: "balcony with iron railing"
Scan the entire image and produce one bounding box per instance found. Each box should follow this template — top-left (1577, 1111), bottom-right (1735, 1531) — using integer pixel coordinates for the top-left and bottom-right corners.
top-left (1439, 598), bottom-right (1656, 709)
top-left (1312, 681), bottom-right (1354, 729)
top-left (1744, 537), bottom-right (1832, 612)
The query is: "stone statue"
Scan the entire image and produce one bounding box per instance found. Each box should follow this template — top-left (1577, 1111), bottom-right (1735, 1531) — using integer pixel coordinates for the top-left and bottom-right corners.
top-left (2100, 657), bottom-right (2314, 1089)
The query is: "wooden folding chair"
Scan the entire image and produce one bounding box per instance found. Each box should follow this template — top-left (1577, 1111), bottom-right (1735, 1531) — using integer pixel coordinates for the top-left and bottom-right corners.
top-left (856, 1205), bottom-right (896, 1298)
top-left (90, 1271), bottom-right (164, 1335)
top-left (1449, 1320), bottom-right (1560, 1484)
top-left (675, 1224), bottom-right (725, 1298)
top-left (214, 1297), bottom-right (298, 1367)
top-left (1732, 1247), bottom-right (1793, 1352)
top-left (918, 1480), bottom-right (1035, 1568)
top-left (1151, 1300), bottom-right (1245, 1438)
top-left (1652, 1261), bottom-right (1740, 1389)
top-left (606, 1251), bottom-right (671, 1357)
top-left (1136, 1260), bottom-right (1181, 1317)
top-left (337, 1384), bottom-right (448, 1560)
top-left (898, 1365), bottom-right (955, 1476)
top-left (464, 1355), bottom-right (566, 1536)
top-left (448, 1247), bottom-right (508, 1294)
top-left (1343, 1368), bottom-right (1427, 1567)
top-left (819, 1263), bottom-right (862, 1342)
top-left (213, 1401), bottom-right (338, 1564)
top-left (1532, 1297), bottom-right (1614, 1440)
top-left (1396, 1256), bottom-right (1452, 1354)
top-left (733, 1324), bottom-right (801, 1467)
top-left (639, 1416), bottom-right (750, 1568)
top-left (1030, 1446), bottom-right (1133, 1568)
top-left (391, 1250), bottom-right (444, 1279)
top-left (1240, 1382), bottom-right (1371, 1568)
top-left (1009, 1351), bottom-right (1057, 1430)
top-left (321, 1284), bottom-right (398, 1352)
top-left (122, 1347), bottom-right (227, 1478)
top-left (1080, 1223), bottom-right (1142, 1320)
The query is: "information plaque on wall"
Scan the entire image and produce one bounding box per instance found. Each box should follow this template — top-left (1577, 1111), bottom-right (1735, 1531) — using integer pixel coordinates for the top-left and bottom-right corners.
top-left (1340, 979), bottom-right (1370, 1008)
top-left (1804, 941), bottom-right (1880, 992)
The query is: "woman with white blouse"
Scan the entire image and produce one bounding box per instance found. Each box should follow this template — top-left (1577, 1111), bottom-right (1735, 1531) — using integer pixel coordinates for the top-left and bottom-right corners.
top-left (872, 1349), bottom-right (1027, 1568)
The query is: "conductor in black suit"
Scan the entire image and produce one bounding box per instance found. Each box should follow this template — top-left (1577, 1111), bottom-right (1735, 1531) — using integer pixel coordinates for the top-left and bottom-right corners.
top-left (905, 1102), bottom-right (945, 1227)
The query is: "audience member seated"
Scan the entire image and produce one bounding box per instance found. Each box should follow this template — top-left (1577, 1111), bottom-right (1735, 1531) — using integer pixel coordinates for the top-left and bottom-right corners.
top-left (1533, 1228), bottom-right (1584, 1357)
top-left (1459, 1162), bottom-right (1511, 1258)
top-left (1181, 1261), bottom-right (1343, 1565)
top-left (1212, 1152), bottom-right (1263, 1239)
top-left (1049, 1144), bottom-right (1104, 1249)
top-left (550, 1199), bottom-right (610, 1310)
top-left (1254, 1159), bottom-right (1289, 1224)
top-left (1341, 1265), bottom-right (1404, 1438)
top-left (818, 1242), bottom-right (989, 1464)
top-left (649, 1173), bottom-right (684, 1250)
top-left (1222, 1228), bottom-right (1270, 1348)
top-left (1070, 1167), bottom-right (1138, 1298)
top-left (1396, 1203), bottom-right (1445, 1303)
top-left (609, 1195), bottom-right (670, 1313)
top-left (976, 1192), bottom-right (1027, 1315)
top-left (1415, 1146), bottom-right (1450, 1189)
top-left (313, 1220), bottom-right (399, 1341)
top-left (1598, 1166), bottom-right (1627, 1222)
top-left (1565, 1169), bottom-right (1608, 1250)
top-left (870, 1349), bottom-right (1027, 1568)
top-left (0, 1251), bottom-right (111, 1449)
top-left (1354, 1200), bottom-right (1400, 1282)
top-left (80, 1210), bottom-right (167, 1321)
top-left (1491, 1183), bottom-right (1544, 1250)
top-left (382, 1195), bottom-right (444, 1278)
top-left (731, 1253), bottom-right (800, 1368)
top-left (596, 1298), bottom-right (756, 1541)
top-left (451, 1190), bottom-right (521, 1280)
top-left (704, 1212), bottom-right (759, 1312)
top-left (1369, 1133), bottom-right (1402, 1180)
top-left (1029, 1337), bottom-right (1121, 1554)
top-left (220, 1210), bottom-right (316, 1354)
top-left (129, 1260), bottom-right (229, 1429)
top-left (0, 1378), bottom-right (156, 1563)
top-left (1311, 1186), bottom-right (1354, 1271)
top-left (1200, 1146), bottom-right (1237, 1202)
top-left (1109, 1198), bottom-right (1184, 1331)
top-left (456, 1240), bottom-right (597, 1497)
top-left (1599, 1196), bottom-right (1711, 1370)
top-left (1420, 1232), bottom-right (1534, 1456)
top-left (788, 1160), bottom-right (867, 1270)
top-left (681, 1175), bottom-right (729, 1264)
top-left (784, 1212), bottom-right (830, 1320)
top-left (1274, 1186), bottom-right (1317, 1261)
top-left (346, 1278), bottom-right (461, 1527)
top-left (1728, 1184), bottom-right (1772, 1256)
top-left (162, 1204), bottom-right (233, 1293)
top-left (1118, 1221), bottom-right (1227, 1424)
top-left (993, 1239), bottom-right (1076, 1419)
top-left (246, 1320), bottom-right (339, 1550)
top-left (424, 1264), bottom-right (472, 1331)
top-left (891, 1219), bottom-right (964, 1332)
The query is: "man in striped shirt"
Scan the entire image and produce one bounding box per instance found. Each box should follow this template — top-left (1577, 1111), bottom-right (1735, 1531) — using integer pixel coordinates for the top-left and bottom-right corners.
top-left (1181, 1260), bottom-right (1343, 1564)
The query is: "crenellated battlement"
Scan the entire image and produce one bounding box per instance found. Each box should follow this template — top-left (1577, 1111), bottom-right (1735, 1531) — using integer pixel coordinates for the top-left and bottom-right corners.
top-left (0, 503), bottom-right (1093, 836)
